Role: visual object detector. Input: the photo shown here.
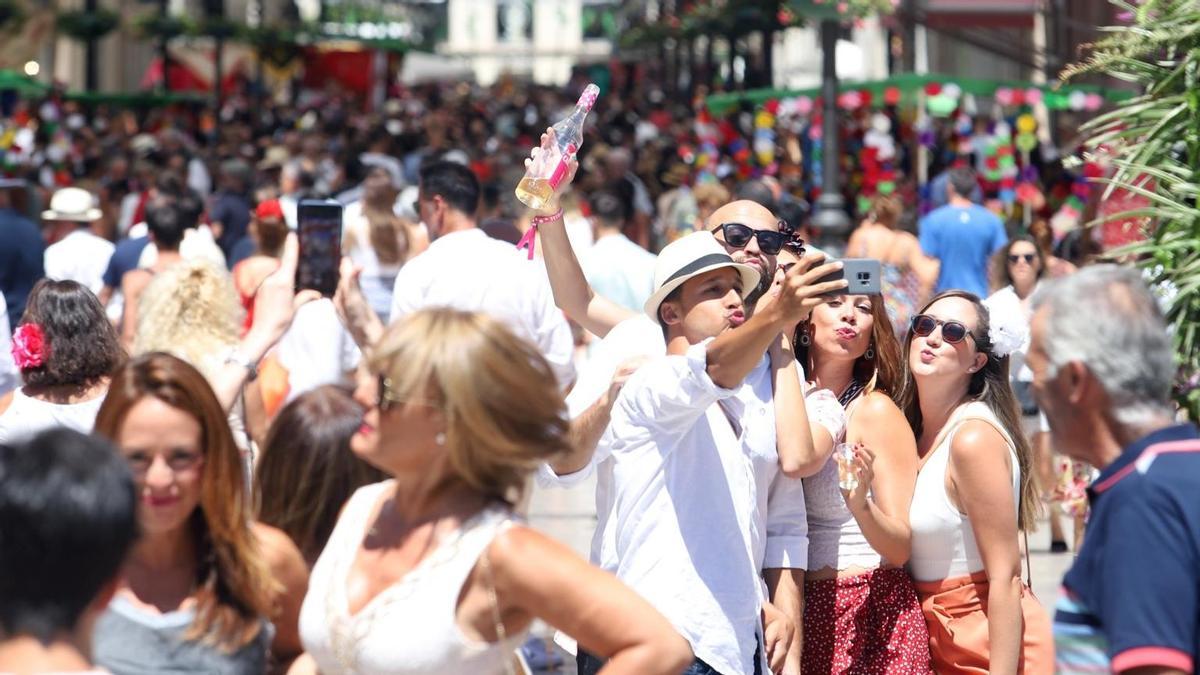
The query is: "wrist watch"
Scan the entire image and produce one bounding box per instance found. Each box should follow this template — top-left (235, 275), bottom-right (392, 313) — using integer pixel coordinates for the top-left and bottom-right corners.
top-left (224, 348), bottom-right (259, 382)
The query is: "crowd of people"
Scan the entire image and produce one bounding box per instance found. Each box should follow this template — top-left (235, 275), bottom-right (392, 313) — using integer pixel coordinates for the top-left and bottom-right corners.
top-left (0, 77), bottom-right (1196, 675)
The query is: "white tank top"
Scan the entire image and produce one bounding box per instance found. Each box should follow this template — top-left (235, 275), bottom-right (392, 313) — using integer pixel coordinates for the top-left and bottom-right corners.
top-left (0, 387), bottom-right (104, 443)
top-left (299, 481), bottom-right (525, 675)
top-left (908, 401), bottom-right (1020, 582)
top-left (803, 395), bottom-right (883, 571)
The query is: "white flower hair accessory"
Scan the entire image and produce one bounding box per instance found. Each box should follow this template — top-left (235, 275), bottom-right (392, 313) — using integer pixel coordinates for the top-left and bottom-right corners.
top-left (980, 291), bottom-right (1029, 359)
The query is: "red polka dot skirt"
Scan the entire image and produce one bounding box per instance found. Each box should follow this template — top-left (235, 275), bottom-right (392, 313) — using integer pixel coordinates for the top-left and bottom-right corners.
top-left (802, 567), bottom-right (933, 674)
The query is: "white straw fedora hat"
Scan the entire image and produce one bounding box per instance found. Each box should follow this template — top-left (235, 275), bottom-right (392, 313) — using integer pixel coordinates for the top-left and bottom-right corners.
top-left (644, 231), bottom-right (761, 322)
top-left (41, 187), bottom-right (101, 222)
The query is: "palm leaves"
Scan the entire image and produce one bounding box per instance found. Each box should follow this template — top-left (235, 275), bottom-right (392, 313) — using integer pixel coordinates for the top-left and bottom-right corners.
top-left (1066, 0), bottom-right (1200, 418)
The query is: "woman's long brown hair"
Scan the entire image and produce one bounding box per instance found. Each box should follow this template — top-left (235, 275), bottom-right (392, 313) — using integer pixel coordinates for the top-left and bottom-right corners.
top-left (896, 291), bottom-right (1040, 530)
top-left (94, 352), bottom-right (276, 652)
top-left (255, 385), bottom-right (385, 566)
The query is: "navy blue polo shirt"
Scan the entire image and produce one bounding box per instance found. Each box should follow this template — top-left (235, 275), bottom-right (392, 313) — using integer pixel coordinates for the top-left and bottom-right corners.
top-left (0, 208), bottom-right (44, 320)
top-left (1054, 423), bottom-right (1200, 673)
top-left (102, 236), bottom-right (150, 290)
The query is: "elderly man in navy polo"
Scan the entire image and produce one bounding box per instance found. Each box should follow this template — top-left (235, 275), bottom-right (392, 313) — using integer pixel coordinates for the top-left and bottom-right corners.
top-left (1027, 265), bottom-right (1200, 674)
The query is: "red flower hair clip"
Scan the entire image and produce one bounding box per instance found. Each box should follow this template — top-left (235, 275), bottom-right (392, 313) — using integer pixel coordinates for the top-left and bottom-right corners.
top-left (12, 323), bottom-right (49, 370)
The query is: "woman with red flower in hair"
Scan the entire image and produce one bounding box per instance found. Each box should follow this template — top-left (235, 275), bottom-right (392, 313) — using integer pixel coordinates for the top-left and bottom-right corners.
top-left (0, 279), bottom-right (126, 442)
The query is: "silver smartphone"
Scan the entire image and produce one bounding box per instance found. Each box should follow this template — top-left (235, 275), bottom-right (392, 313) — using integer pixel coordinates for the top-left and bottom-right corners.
top-left (818, 258), bottom-right (883, 295)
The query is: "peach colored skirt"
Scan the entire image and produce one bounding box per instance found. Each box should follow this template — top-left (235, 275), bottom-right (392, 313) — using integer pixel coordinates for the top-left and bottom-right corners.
top-left (913, 572), bottom-right (1053, 674)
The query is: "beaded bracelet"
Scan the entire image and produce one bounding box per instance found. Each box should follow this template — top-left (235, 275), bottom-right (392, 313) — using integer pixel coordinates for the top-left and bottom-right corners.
top-left (516, 206), bottom-right (564, 260)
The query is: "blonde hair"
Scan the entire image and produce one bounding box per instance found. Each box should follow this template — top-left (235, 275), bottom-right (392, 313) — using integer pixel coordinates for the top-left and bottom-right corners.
top-left (134, 259), bottom-right (243, 382)
top-left (369, 309), bottom-right (571, 505)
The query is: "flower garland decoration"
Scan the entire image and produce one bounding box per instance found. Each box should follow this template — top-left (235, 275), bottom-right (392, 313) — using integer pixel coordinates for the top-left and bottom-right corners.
top-left (12, 323), bottom-right (48, 370)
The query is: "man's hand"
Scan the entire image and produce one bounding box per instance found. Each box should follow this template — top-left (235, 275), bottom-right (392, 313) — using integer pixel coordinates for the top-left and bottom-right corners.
top-left (523, 127), bottom-right (579, 216)
top-left (761, 600), bottom-right (796, 675)
top-left (771, 252), bottom-right (847, 324)
top-left (602, 356), bottom-right (650, 409)
top-left (244, 233), bottom-right (321, 357)
top-left (333, 256), bottom-right (383, 350)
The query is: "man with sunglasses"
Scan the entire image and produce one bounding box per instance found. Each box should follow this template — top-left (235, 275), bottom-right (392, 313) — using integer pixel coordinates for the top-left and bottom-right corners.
top-left (708, 200), bottom-right (795, 301)
top-left (558, 232), bottom-right (845, 675)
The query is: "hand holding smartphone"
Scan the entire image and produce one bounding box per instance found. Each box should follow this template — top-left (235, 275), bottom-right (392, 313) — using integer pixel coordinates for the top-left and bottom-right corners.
top-left (296, 199), bottom-right (343, 298)
top-left (816, 258), bottom-right (883, 296)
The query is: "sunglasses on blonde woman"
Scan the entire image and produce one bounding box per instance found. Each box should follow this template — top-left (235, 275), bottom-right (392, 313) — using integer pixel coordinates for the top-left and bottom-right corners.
top-left (376, 374), bottom-right (441, 412)
top-left (910, 314), bottom-right (976, 345)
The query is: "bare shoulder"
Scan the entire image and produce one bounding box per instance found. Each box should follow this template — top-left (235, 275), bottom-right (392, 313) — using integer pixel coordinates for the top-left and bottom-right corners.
top-left (949, 419), bottom-right (1010, 466)
top-left (0, 389), bottom-right (12, 416)
top-left (852, 391), bottom-right (910, 436)
top-left (252, 522), bottom-right (307, 576)
top-left (488, 523), bottom-right (569, 569)
top-left (854, 390), bottom-right (904, 422)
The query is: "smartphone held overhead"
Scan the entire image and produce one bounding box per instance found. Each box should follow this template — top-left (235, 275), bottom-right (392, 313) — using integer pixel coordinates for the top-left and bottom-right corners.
top-left (817, 259), bottom-right (883, 296)
top-left (296, 199), bottom-right (343, 298)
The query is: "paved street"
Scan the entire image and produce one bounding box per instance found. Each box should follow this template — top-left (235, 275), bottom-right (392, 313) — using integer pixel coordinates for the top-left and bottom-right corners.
top-left (524, 472), bottom-right (1075, 672)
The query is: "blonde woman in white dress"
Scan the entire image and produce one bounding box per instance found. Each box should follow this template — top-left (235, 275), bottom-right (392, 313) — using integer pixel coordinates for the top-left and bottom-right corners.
top-left (294, 308), bottom-right (692, 675)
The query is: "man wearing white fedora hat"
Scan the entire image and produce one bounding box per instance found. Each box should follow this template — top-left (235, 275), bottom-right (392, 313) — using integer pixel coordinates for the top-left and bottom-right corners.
top-left (42, 187), bottom-right (113, 297)
top-left (565, 230), bottom-right (846, 675)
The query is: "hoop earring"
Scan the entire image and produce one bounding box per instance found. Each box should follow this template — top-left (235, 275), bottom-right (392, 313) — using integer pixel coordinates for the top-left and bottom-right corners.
top-left (864, 345), bottom-right (875, 361)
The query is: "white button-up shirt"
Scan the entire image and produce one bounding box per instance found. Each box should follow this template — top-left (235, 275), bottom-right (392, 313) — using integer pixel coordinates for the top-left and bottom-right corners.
top-left (44, 229), bottom-right (115, 296)
top-left (389, 228), bottom-right (575, 388)
top-left (550, 322), bottom-right (843, 675)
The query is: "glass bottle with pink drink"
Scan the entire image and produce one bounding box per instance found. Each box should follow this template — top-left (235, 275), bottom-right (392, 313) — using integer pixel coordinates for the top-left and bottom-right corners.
top-left (515, 83), bottom-right (600, 210)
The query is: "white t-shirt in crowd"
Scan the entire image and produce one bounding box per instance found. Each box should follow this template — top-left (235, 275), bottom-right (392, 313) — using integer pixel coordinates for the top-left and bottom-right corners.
top-left (136, 223), bottom-right (227, 270)
top-left (44, 229), bottom-right (115, 296)
top-left (0, 388), bottom-right (105, 444)
top-left (582, 233), bottom-right (656, 313)
top-left (389, 228), bottom-right (576, 389)
top-left (276, 299), bottom-right (362, 404)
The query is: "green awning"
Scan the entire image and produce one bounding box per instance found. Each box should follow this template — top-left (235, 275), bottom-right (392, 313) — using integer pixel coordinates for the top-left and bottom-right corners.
top-left (0, 70), bottom-right (50, 96)
top-left (64, 91), bottom-right (208, 107)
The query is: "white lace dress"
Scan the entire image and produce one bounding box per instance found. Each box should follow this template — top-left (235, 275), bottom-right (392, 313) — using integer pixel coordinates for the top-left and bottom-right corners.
top-left (299, 481), bottom-right (526, 675)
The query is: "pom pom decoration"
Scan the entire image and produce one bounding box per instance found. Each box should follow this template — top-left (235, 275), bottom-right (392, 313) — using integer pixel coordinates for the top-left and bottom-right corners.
top-left (1025, 88), bottom-right (1044, 105)
top-left (884, 86), bottom-right (902, 105)
top-left (927, 94), bottom-right (957, 117)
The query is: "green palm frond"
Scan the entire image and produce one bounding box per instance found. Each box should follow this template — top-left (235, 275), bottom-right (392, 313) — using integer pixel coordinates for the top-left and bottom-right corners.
top-left (1066, 0), bottom-right (1200, 419)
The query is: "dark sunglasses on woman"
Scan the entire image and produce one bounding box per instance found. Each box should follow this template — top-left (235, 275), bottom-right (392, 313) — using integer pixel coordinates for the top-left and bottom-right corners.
top-left (1007, 253), bottom-right (1036, 265)
top-left (711, 222), bottom-right (791, 255)
top-left (910, 314), bottom-right (977, 345)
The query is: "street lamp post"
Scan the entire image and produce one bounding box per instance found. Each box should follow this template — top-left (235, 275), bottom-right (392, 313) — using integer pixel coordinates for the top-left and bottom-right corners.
top-left (811, 18), bottom-right (850, 248)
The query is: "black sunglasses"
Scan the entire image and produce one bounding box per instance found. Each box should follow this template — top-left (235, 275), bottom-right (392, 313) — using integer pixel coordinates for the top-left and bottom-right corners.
top-left (911, 314), bottom-right (977, 345)
top-left (1008, 253), bottom-right (1036, 264)
top-left (711, 222), bottom-right (791, 255)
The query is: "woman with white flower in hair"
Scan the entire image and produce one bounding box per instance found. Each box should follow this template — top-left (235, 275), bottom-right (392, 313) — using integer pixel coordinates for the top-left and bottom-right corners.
top-left (897, 291), bottom-right (1052, 674)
